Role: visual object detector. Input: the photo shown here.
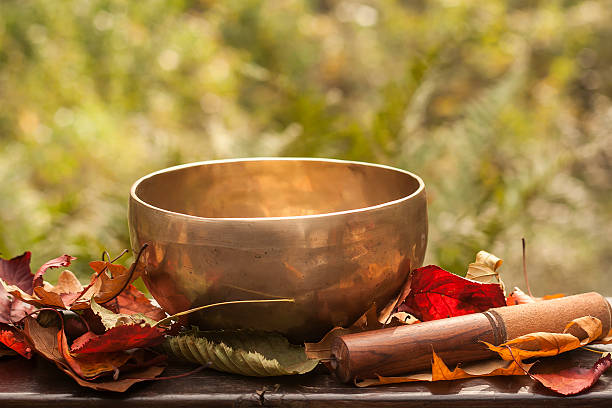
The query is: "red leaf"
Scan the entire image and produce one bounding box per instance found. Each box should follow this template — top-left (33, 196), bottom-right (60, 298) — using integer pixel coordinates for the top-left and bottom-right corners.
top-left (0, 253), bottom-right (76, 318)
top-left (530, 354), bottom-right (612, 395)
top-left (0, 326), bottom-right (32, 358)
top-left (104, 284), bottom-right (166, 321)
top-left (397, 265), bottom-right (506, 321)
top-left (0, 253), bottom-right (37, 324)
top-left (70, 324), bottom-right (165, 354)
top-left (0, 252), bottom-right (34, 293)
top-left (34, 254), bottom-right (76, 285)
top-left (0, 298), bottom-right (37, 325)
top-left (23, 317), bottom-right (165, 392)
top-left (57, 328), bottom-right (131, 378)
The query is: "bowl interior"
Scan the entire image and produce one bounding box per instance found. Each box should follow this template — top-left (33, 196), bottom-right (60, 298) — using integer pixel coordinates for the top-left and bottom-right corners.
top-left (133, 159), bottom-right (422, 218)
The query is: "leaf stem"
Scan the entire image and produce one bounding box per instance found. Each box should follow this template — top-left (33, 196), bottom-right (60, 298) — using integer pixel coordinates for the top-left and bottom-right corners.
top-left (74, 244), bottom-right (147, 306)
top-left (581, 346), bottom-right (608, 355)
top-left (154, 298), bottom-right (295, 327)
top-left (505, 345), bottom-right (531, 376)
top-left (110, 249), bottom-right (129, 264)
top-left (522, 238), bottom-right (533, 297)
top-left (148, 363), bottom-right (210, 381)
top-left (98, 243), bottom-right (148, 305)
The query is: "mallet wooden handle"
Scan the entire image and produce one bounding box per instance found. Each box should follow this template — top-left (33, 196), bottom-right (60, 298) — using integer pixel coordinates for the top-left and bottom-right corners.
top-left (331, 292), bottom-right (612, 383)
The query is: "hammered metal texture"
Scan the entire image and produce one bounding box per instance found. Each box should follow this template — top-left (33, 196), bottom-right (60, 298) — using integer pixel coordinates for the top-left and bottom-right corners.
top-left (129, 158), bottom-right (428, 342)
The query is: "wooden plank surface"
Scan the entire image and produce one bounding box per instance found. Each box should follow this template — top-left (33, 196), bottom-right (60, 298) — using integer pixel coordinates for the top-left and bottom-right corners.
top-left (1, 345), bottom-right (611, 408)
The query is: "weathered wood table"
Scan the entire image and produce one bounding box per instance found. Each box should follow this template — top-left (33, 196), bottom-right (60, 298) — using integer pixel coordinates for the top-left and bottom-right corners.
top-left (1, 345), bottom-right (611, 408)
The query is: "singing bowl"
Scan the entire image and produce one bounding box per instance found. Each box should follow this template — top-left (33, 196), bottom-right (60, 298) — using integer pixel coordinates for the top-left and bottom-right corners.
top-left (128, 158), bottom-right (427, 342)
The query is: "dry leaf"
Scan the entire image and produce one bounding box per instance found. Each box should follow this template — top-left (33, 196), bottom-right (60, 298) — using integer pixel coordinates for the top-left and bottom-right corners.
top-left (542, 293), bottom-right (566, 300)
top-left (2, 266), bottom-right (86, 311)
top-left (377, 274), bottom-right (413, 324)
top-left (4, 274), bottom-right (83, 310)
top-left (90, 298), bottom-right (157, 329)
top-left (69, 299), bottom-right (165, 354)
top-left (386, 311), bottom-right (419, 325)
top-left (0, 252), bottom-right (37, 323)
top-left (0, 326), bottom-right (32, 358)
top-left (506, 287), bottom-right (535, 305)
top-left (23, 317), bottom-right (165, 392)
top-left (465, 250), bottom-right (505, 293)
top-left (0, 252), bottom-right (35, 294)
top-left (57, 328), bottom-right (131, 378)
top-left (4, 257), bottom-right (143, 311)
top-left (48, 270), bottom-right (84, 294)
top-left (305, 304), bottom-right (381, 360)
top-left (506, 287), bottom-right (566, 305)
top-left (103, 284), bottom-right (166, 321)
top-left (594, 328), bottom-right (612, 344)
top-left (355, 350), bottom-right (531, 387)
top-left (89, 260), bottom-right (144, 305)
top-left (62, 363), bottom-right (166, 392)
top-left (484, 316), bottom-right (603, 360)
top-left (33, 255), bottom-right (76, 285)
top-left (71, 324), bottom-right (165, 354)
top-left (529, 353), bottom-right (612, 395)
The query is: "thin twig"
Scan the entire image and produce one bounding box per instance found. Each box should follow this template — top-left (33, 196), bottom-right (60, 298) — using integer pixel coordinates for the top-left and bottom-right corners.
top-left (73, 263), bottom-right (111, 304)
top-left (74, 245), bottom-right (146, 306)
top-left (102, 249), bottom-right (128, 263)
top-left (110, 249), bottom-right (129, 263)
top-left (581, 346), bottom-right (608, 355)
top-left (98, 244), bottom-right (148, 305)
top-left (148, 364), bottom-right (210, 381)
top-left (522, 238), bottom-right (533, 297)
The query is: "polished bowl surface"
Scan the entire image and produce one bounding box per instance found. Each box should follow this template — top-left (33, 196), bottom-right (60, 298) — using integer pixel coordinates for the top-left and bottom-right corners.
top-left (128, 158), bottom-right (427, 342)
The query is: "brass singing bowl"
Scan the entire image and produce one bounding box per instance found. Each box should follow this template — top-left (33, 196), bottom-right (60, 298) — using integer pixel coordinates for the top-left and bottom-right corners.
top-left (128, 158), bottom-right (427, 342)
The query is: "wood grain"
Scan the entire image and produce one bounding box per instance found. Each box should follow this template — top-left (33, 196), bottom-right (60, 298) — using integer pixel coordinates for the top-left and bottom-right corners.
top-left (1, 347), bottom-right (612, 407)
top-left (331, 293), bottom-right (612, 382)
top-left (331, 312), bottom-right (498, 382)
top-left (1, 297), bottom-right (611, 407)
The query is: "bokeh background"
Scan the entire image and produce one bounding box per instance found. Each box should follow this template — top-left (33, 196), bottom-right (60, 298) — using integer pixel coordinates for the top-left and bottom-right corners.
top-left (1, 0), bottom-right (611, 295)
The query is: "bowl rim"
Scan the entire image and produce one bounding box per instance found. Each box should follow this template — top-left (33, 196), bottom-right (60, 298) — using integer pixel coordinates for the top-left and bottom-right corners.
top-left (130, 157), bottom-right (425, 222)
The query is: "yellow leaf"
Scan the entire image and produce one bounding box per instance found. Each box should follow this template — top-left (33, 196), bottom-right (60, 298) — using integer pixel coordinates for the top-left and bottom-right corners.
top-left (465, 250), bottom-right (505, 293)
top-left (483, 316), bottom-right (603, 360)
top-left (431, 350), bottom-right (528, 381)
top-left (355, 350), bottom-right (530, 387)
top-left (593, 328), bottom-right (612, 344)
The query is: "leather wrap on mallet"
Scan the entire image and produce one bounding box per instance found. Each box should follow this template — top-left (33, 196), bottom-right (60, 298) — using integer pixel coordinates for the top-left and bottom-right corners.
top-left (330, 292), bottom-right (612, 383)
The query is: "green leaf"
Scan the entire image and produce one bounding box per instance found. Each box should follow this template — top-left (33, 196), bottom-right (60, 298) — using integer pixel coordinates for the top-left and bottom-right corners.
top-left (90, 298), bottom-right (156, 330)
top-left (162, 328), bottom-right (319, 377)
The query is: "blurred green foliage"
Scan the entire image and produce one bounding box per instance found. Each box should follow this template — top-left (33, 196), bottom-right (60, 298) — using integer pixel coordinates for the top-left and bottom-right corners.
top-left (1, 0), bottom-right (611, 294)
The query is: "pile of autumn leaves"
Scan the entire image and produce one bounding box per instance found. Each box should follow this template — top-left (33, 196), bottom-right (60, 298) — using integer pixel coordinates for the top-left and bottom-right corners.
top-left (0, 250), bottom-right (170, 392)
top-left (305, 252), bottom-right (612, 395)
top-left (1, 249), bottom-right (612, 395)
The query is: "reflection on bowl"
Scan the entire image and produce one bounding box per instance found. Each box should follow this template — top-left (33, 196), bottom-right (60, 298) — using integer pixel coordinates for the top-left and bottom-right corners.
top-left (128, 158), bottom-right (428, 342)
